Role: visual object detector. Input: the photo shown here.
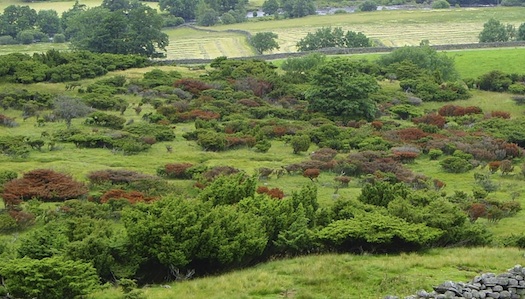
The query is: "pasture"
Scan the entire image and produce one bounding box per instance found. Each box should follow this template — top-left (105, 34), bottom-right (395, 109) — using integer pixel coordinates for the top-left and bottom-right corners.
top-left (164, 6), bottom-right (525, 59)
top-left (89, 247), bottom-right (525, 299)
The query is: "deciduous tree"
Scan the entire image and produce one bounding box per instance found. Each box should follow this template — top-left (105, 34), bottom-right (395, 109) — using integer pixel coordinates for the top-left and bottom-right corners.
top-left (250, 32), bottom-right (279, 54)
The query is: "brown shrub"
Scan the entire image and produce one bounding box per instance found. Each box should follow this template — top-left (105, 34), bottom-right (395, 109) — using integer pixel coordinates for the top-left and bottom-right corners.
top-left (256, 186), bottom-right (284, 199)
top-left (303, 168), bottom-right (320, 181)
top-left (99, 189), bottom-right (155, 204)
top-left (2, 169), bottom-right (87, 208)
top-left (490, 110), bottom-right (511, 119)
top-left (412, 113), bottom-right (446, 129)
top-left (163, 162), bottom-right (194, 179)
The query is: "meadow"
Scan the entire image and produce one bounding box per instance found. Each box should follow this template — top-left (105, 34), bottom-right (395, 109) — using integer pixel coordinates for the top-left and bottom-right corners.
top-left (163, 6), bottom-right (525, 59)
top-left (89, 247), bottom-right (525, 299)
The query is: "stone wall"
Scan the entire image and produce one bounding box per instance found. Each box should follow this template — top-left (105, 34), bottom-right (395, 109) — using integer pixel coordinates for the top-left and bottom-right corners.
top-left (156, 41), bottom-right (525, 65)
top-left (385, 265), bottom-right (525, 299)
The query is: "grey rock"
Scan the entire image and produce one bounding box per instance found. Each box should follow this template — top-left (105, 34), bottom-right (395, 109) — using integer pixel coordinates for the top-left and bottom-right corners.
top-left (499, 290), bottom-right (511, 299)
top-left (463, 291), bottom-right (474, 298)
top-left (494, 286), bottom-right (504, 292)
top-left (487, 292), bottom-right (501, 298)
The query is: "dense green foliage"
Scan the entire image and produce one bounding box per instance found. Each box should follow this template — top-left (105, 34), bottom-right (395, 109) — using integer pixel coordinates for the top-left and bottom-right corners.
top-left (296, 27), bottom-right (371, 51)
top-left (250, 32), bottom-right (280, 54)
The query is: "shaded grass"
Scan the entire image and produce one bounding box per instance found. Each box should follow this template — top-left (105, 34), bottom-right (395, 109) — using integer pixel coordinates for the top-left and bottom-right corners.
top-left (88, 247), bottom-right (525, 299)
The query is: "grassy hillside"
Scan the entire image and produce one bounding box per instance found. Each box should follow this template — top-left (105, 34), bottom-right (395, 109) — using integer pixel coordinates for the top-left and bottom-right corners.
top-left (89, 247), bottom-right (525, 299)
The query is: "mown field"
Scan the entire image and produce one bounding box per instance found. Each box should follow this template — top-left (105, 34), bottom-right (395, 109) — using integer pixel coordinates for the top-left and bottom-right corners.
top-left (163, 6), bottom-right (525, 59)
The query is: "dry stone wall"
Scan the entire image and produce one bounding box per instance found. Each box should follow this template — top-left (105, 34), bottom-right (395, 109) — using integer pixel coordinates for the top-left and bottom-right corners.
top-left (385, 265), bottom-right (525, 299)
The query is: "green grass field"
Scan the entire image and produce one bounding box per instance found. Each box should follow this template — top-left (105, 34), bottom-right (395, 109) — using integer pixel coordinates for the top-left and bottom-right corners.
top-left (88, 247), bottom-right (525, 299)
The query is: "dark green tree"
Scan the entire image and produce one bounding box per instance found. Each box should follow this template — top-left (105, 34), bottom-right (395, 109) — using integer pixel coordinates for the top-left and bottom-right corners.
top-left (0, 5), bottom-right (37, 38)
top-left (66, 1), bottom-right (168, 58)
top-left (296, 27), bottom-right (371, 51)
top-left (359, 0), bottom-right (377, 11)
top-left (102, 0), bottom-right (131, 11)
top-left (159, 0), bottom-right (197, 20)
top-left (305, 58), bottom-right (380, 120)
top-left (250, 32), bottom-right (280, 54)
top-left (290, 134), bottom-right (311, 154)
top-left (262, 0), bottom-right (279, 15)
top-left (378, 44), bottom-right (459, 81)
top-left (517, 22), bottom-right (525, 41)
top-left (282, 0), bottom-right (316, 18)
top-left (36, 10), bottom-right (61, 36)
top-left (196, 0), bottom-right (219, 26)
top-left (479, 18), bottom-right (512, 42)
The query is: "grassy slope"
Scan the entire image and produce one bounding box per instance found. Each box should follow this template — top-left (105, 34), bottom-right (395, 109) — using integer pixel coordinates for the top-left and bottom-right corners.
top-left (89, 247), bottom-right (525, 299)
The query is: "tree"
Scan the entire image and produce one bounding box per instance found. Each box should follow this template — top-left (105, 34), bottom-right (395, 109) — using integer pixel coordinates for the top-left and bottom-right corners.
top-left (479, 18), bottom-right (512, 42)
top-left (250, 32), bottom-right (279, 54)
top-left (290, 134), bottom-right (311, 154)
top-left (359, 0), bottom-right (378, 11)
top-left (159, 0), bottom-right (197, 20)
top-left (517, 22), bottom-right (525, 41)
top-left (36, 10), bottom-right (61, 36)
top-left (66, 1), bottom-right (169, 58)
top-left (262, 0), bottom-right (279, 15)
top-left (296, 27), bottom-right (371, 51)
top-left (53, 96), bottom-right (92, 128)
top-left (378, 44), bottom-right (459, 81)
top-left (305, 58), bottom-right (380, 120)
top-left (281, 0), bottom-right (316, 18)
top-left (432, 0), bottom-right (451, 8)
top-left (0, 5), bottom-right (37, 38)
top-left (196, 0), bottom-right (219, 26)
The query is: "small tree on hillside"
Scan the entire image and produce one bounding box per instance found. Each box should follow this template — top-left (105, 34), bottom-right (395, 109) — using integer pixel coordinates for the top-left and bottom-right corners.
top-left (53, 96), bottom-right (93, 128)
top-left (262, 0), bottom-right (279, 15)
top-left (291, 135), bottom-right (311, 154)
top-left (479, 18), bottom-right (514, 42)
top-left (250, 32), bottom-right (280, 54)
top-left (359, 0), bottom-right (377, 11)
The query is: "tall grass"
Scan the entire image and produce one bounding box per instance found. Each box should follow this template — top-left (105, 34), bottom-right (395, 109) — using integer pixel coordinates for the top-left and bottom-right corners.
top-left (88, 247), bottom-right (525, 299)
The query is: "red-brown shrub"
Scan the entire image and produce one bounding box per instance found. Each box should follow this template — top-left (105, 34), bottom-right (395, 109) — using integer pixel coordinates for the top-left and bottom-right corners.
top-left (310, 148), bottom-right (338, 162)
top-left (256, 186), bottom-right (284, 199)
top-left (303, 168), bottom-right (320, 181)
top-left (438, 105), bottom-right (483, 117)
top-left (488, 161), bottom-right (501, 173)
top-left (226, 136), bottom-right (256, 149)
top-left (334, 176), bottom-right (351, 187)
top-left (163, 162), bottom-right (194, 179)
top-left (200, 166), bottom-right (240, 182)
top-left (433, 179), bottom-right (446, 190)
top-left (2, 169), bottom-right (87, 207)
top-left (237, 99), bottom-right (262, 107)
top-left (87, 169), bottom-right (156, 185)
top-left (392, 151), bottom-right (419, 163)
top-left (371, 121), bottom-right (383, 130)
top-left (412, 113), bottom-right (446, 129)
top-left (99, 189), bottom-right (155, 204)
top-left (490, 110), bottom-right (511, 119)
top-left (395, 128), bottom-right (428, 142)
top-left (173, 78), bottom-right (212, 95)
top-left (468, 203), bottom-right (487, 222)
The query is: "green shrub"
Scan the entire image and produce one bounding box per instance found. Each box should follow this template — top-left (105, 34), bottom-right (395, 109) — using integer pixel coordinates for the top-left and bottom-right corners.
top-left (0, 256), bottom-right (99, 299)
top-left (428, 149), bottom-right (443, 160)
top-left (53, 34), bottom-right (65, 43)
top-left (440, 156), bottom-right (473, 173)
top-left (432, 0), bottom-right (451, 8)
top-left (0, 35), bottom-right (17, 45)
